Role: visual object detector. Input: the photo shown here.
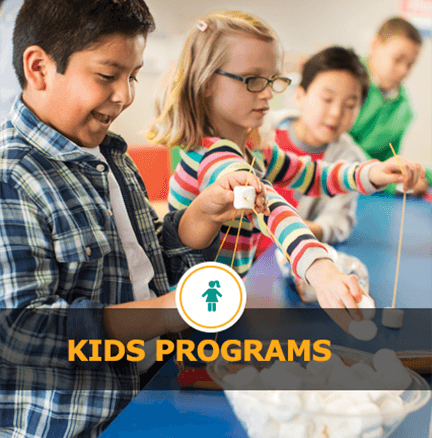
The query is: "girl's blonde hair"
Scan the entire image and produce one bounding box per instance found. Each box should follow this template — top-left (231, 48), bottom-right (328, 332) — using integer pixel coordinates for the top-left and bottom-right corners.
top-left (146, 10), bottom-right (280, 151)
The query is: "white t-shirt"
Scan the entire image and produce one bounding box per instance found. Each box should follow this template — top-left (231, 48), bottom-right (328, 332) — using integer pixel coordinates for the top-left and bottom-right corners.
top-left (86, 146), bottom-right (158, 373)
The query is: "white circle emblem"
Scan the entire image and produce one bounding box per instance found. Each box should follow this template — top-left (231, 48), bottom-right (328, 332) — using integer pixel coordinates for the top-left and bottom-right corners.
top-left (175, 262), bottom-right (247, 333)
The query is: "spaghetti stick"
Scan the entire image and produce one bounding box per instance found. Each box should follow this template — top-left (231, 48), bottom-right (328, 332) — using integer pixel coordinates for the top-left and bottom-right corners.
top-left (392, 193), bottom-right (406, 309)
top-left (389, 143), bottom-right (405, 176)
top-left (215, 156), bottom-right (256, 262)
top-left (230, 156), bottom-right (256, 267)
top-left (389, 143), bottom-right (406, 309)
top-left (231, 210), bottom-right (245, 268)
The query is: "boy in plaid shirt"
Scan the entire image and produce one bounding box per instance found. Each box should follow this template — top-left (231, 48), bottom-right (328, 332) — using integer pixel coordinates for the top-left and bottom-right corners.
top-left (0, 1), bottom-right (267, 436)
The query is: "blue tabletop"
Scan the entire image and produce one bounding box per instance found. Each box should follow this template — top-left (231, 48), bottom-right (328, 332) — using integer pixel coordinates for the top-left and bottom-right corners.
top-left (101, 195), bottom-right (432, 438)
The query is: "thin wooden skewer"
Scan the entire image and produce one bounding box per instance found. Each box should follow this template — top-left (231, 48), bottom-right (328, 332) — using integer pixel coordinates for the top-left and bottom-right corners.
top-left (215, 156), bottom-right (256, 343)
top-left (215, 157), bottom-right (256, 262)
top-left (230, 157), bottom-right (256, 268)
top-left (389, 143), bottom-right (406, 309)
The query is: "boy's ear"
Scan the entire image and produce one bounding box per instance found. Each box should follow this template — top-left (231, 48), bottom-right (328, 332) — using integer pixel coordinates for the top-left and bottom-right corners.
top-left (23, 45), bottom-right (53, 91)
top-left (293, 86), bottom-right (306, 109)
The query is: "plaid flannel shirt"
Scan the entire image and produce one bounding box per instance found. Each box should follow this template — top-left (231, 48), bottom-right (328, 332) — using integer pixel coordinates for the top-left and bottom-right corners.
top-left (0, 97), bottom-right (218, 437)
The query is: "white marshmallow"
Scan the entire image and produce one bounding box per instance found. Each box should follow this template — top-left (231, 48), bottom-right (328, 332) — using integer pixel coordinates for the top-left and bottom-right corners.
top-left (361, 377), bottom-right (388, 391)
top-left (240, 399), bottom-right (270, 435)
top-left (380, 395), bottom-right (404, 427)
top-left (306, 360), bottom-right (331, 376)
top-left (381, 307), bottom-right (404, 329)
top-left (254, 418), bottom-right (280, 438)
top-left (303, 373), bottom-right (328, 390)
top-left (328, 363), bottom-right (363, 390)
top-left (358, 294), bottom-right (376, 320)
top-left (233, 186), bottom-right (256, 209)
top-left (348, 319), bottom-right (378, 341)
top-left (346, 391), bottom-right (371, 404)
top-left (279, 419), bottom-right (314, 438)
top-left (259, 367), bottom-right (304, 390)
top-left (368, 390), bottom-right (390, 406)
top-left (350, 362), bottom-right (377, 380)
top-left (222, 366), bottom-right (258, 388)
top-left (363, 427), bottom-right (384, 438)
top-left (326, 424), bottom-right (355, 438)
top-left (373, 349), bottom-right (399, 373)
top-left (265, 392), bottom-right (302, 422)
top-left (303, 391), bottom-right (324, 412)
top-left (347, 402), bottom-right (382, 434)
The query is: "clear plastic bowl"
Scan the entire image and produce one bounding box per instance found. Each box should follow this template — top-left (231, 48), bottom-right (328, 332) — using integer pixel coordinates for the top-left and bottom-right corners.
top-left (207, 344), bottom-right (431, 438)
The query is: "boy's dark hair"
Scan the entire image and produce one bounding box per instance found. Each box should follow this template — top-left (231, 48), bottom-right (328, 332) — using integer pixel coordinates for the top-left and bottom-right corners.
top-left (13, 0), bottom-right (155, 89)
top-left (377, 17), bottom-right (422, 45)
top-left (299, 46), bottom-right (369, 104)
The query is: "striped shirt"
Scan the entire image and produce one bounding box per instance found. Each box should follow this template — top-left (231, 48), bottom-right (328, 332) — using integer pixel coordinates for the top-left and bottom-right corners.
top-left (0, 97), bottom-right (219, 437)
top-left (169, 137), bottom-right (379, 280)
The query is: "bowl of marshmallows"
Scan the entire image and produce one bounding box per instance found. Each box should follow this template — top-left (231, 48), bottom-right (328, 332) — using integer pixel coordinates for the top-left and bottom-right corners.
top-left (207, 343), bottom-right (431, 438)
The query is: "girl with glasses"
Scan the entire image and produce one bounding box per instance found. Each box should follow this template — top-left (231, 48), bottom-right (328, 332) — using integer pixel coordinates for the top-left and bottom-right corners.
top-left (147, 10), bottom-right (422, 329)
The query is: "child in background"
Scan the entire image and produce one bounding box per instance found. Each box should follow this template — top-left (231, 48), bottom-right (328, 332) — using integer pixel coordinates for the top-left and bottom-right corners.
top-left (256, 46), bottom-right (369, 257)
top-left (148, 11), bottom-right (422, 318)
top-left (349, 16), bottom-right (429, 194)
top-left (0, 1), bottom-right (268, 436)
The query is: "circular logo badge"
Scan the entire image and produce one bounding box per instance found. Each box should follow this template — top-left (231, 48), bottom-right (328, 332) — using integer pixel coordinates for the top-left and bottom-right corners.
top-left (175, 262), bottom-right (247, 333)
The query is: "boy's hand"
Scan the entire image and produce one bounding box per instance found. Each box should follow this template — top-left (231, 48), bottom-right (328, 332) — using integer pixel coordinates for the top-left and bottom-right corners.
top-left (178, 171), bottom-right (268, 250)
top-left (369, 157), bottom-right (424, 192)
top-left (305, 258), bottom-right (364, 333)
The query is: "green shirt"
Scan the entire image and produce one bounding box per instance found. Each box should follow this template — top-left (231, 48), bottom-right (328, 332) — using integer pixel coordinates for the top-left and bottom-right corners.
top-left (349, 61), bottom-right (415, 194)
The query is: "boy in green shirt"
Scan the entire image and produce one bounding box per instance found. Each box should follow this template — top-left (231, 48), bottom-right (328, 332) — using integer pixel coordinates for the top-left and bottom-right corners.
top-left (349, 17), bottom-right (430, 194)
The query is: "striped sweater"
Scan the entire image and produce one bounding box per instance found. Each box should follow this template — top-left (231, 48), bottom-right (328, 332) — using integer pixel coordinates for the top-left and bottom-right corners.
top-left (169, 137), bottom-right (379, 281)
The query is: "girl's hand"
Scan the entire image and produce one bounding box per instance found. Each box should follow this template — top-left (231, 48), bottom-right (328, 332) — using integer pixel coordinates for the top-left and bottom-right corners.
top-left (178, 171), bottom-right (269, 250)
top-left (200, 171), bottom-right (270, 224)
top-left (305, 258), bottom-right (364, 333)
top-left (369, 157), bottom-right (424, 192)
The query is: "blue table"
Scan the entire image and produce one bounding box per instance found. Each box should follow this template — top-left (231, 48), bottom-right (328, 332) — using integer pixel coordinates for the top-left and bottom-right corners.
top-left (101, 195), bottom-right (432, 438)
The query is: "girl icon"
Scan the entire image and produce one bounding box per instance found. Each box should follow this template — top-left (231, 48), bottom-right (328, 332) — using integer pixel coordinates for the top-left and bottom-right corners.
top-left (202, 281), bottom-right (222, 312)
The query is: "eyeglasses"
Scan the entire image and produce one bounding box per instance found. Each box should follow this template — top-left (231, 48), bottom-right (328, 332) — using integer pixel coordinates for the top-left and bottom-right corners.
top-left (215, 69), bottom-right (291, 93)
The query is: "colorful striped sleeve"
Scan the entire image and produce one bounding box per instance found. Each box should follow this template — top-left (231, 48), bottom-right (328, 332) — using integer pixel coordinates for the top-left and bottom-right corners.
top-left (264, 143), bottom-right (380, 197)
top-left (197, 140), bottom-right (332, 281)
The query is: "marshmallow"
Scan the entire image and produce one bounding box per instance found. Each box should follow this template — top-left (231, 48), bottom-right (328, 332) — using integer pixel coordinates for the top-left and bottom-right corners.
top-left (347, 402), bottom-right (381, 434)
top-left (380, 395), bottom-right (404, 427)
top-left (303, 391), bottom-right (324, 412)
top-left (279, 418), bottom-right (313, 438)
top-left (348, 319), bottom-right (378, 341)
top-left (350, 362), bottom-right (377, 380)
top-left (328, 363), bottom-right (363, 390)
top-left (373, 349), bottom-right (399, 373)
top-left (265, 392), bottom-right (302, 422)
top-left (240, 399), bottom-right (270, 435)
top-left (381, 307), bottom-right (404, 329)
top-left (326, 424), bottom-right (355, 438)
top-left (363, 427), bottom-right (384, 438)
top-left (346, 391), bottom-right (371, 404)
top-left (372, 349), bottom-right (412, 390)
top-left (259, 367), bottom-right (304, 390)
top-left (222, 366), bottom-right (258, 388)
top-left (358, 294), bottom-right (376, 320)
top-left (233, 186), bottom-right (256, 209)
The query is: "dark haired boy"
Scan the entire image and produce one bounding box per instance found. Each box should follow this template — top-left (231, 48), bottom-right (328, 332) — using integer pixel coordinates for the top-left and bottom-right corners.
top-left (349, 17), bottom-right (429, 194)
top-left (0, 1), bottom-right (267, 436)
top-left (256, 47), bottom-right (369, 260)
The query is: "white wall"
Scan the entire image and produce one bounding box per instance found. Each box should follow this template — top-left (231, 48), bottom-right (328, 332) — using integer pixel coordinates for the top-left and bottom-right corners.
top-left (111, 0), bottom-right (432, 166)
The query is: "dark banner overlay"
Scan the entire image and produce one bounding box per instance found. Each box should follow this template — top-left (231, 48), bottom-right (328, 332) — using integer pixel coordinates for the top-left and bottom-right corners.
top-left (0, 308), bottom-right (430, 391)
